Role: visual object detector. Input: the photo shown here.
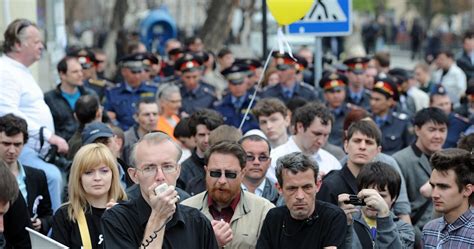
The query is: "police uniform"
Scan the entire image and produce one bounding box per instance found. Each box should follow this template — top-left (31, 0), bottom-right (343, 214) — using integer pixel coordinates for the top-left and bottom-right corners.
top-left (444, 112), bottom-right (470, 148)
top-left (371, 77), bottom-right (414, 155)
top-left (320, 72), bottom-right (358, 147)
top-left (175, 54), bottom-right (217, 115)
top-left (214, 64), bottom-right (259, 133)
top-left (343, 56), bottom-right (372, 109)
top-left (103, 53), bottom-right (157, 131)
top-left (70, 48), bottom-right (115, 100)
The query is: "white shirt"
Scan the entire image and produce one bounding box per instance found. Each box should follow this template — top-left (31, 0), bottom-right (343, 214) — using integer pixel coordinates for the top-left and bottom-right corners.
top-left (241, 178), bottom-right (267, 197)
top-left (432, 64), bottom-right (467, 108)
top-left (0, 55), bottom-right (55, 154)
top-left (267, 136), bottom-right (342, 184)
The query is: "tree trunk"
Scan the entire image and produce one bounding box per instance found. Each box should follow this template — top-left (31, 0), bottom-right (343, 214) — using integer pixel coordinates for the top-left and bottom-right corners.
top-left (103, 0), bottom-right (129, 79)
top-left (200, 0), bottom-right (240, 52)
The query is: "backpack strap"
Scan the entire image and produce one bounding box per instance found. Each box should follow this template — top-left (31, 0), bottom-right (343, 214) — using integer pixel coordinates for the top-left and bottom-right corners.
top-left (77, 209), bottom-right (92, 249)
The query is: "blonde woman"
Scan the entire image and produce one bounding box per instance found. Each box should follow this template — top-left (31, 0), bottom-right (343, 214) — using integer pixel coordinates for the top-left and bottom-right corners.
top-left (51, 143), bottom-right (126, 249)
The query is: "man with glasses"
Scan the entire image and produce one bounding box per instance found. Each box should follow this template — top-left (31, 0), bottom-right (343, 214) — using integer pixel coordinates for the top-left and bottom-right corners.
top-left (262, 52), bottom-right (317, 103)
top-left (0, 18), bottom-right (68, 211)
top-left (239, 132), bottom-right (280, 205)
top-left (104, 52), bottom-right (157, 131)
top-left (102, 132), bottom-right (218, 249)
top-left (182, 141), bottom-right (275, 248)
top-left (422, 148), bottom-right (473, 249)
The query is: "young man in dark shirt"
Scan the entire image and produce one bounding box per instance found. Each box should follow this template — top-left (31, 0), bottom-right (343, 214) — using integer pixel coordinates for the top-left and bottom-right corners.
top-left (256, 152), bottom-right (347, 249)
top-left (101, 132), bottom-right (218, 249)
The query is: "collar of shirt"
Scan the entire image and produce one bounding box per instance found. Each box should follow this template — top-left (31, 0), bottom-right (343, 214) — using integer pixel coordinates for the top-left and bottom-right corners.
top-left (124, 81), bottom-right (145, 93)
top-left (288, 136), bottom-right (323, 163)
top-left (2, 55), bottom-right (30, 73)
top-left (231, 95), bottom-right (245, 109)
top-left (331, 106), bottom-right (344, 116)
top-left (207, 192), bottom-right (241, 223)
top-left (374, 114), bottom-right (388, 126)
top-left (16, 161), bottom-right (28, 201)
top-left (440, 208), bottom-right (473, 234)
top-left (349, 88), bottom-right (363, 101)
top-left (281, 85), bottom-right (295, 97)
top-left (137, 193), bottom-right (186, 229)
top-left (241, 178), bottom-right (266, 197)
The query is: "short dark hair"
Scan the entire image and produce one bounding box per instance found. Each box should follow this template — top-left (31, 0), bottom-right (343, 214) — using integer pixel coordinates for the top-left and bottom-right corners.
top-left (75, 95), bottom-right (100, 127)
top-left (135, 97), bottom-right (158, 114)
top-left (463, 30), bottom-right (474, 41)
top-left (291, 102), bottom-right (333, 134)
top-left (275, 152), bottom-right (319, 187)
top-left (0, 160), bottom-right (19, 204)
top-left (373, 52), bottom-right (390, 68)
top-left (184, 36), bottom-right (201, 48)
top-left (173, 117), bottom-right (192, 138)
top-left (346, 120), bottom-right (381, 146)
top-left (357, 161), bottom-right (401, 203)
top-left (188, 109), bottom-right (224, 136)
top-left (2, 18), bottom-right (37, 53)
top-left (0, 114), bottom-right (28, 143)
top-left (430, 148), bottom-right (473, 193)
top-left (457, 133), bottom-right (474, 151)
top-left (217, 48), bottom-right (232, 58)
top-left (57, 56), bottom-right (78, 74)
top-left (252, 98), bottom-right (288, 119)
top-left (238, 134), bottom-right (271, 154)
top-left (285, 97), bottom-right (308, 114)
top-left (205, 140), bottom-right (246, 169)
top-left (413, 107), bottom-right (449, 128)
top-left (435, 49), bottom-right (454, 59)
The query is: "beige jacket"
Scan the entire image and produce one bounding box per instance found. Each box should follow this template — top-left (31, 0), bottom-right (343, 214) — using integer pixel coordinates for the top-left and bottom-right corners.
top-left (182, 190), bottom-right (275, 249)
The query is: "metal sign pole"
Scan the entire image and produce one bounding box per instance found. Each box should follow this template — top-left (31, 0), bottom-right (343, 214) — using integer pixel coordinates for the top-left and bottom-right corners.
top-left (314, 37), bottom-right (323, 87)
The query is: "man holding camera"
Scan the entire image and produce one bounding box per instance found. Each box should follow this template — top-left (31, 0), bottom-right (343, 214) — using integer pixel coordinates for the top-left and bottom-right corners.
top-left (0, 19), bottom-right (68, 211)
top-left (338, 162), bottom-right (415, 249)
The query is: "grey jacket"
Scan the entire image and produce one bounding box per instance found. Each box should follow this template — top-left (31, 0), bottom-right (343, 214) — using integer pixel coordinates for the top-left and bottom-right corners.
top-left (344, 211), bottom-right (415, 249)
top-left (393, 144), bottom-right (433, 230)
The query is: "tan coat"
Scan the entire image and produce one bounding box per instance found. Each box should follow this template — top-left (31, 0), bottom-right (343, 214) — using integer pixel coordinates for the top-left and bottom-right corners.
top-left (182, 190), bottom-right (275, 249)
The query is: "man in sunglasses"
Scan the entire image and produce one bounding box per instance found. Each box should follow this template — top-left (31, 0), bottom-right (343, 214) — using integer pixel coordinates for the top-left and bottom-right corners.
top-left (261, 52), bottom-right (318, 103)
top-left (239, 131), bottom-right (280, 205)
top-left (182, 140), bottom-right (274, 248)
top-left (104, 52), bottom-right (158, 131)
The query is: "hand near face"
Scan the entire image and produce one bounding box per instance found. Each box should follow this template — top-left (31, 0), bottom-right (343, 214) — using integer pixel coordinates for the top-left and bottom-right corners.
top-left (337, 193), bottom-right (358, 225)
top-left (358, 189), bottom-right (390, 218)
top-left (147, 183), bottom-right (179, 223)
top-left (211, 219), bottom-right (233, 247)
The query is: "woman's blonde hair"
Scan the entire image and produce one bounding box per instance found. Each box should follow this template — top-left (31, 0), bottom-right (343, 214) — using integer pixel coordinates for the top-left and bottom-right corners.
top-left (66, 143), bottom-right (126, 221)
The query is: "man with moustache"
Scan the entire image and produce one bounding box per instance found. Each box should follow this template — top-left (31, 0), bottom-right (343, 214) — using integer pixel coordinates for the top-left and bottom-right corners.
top-left (239, 132), bottom-right (279, 204)
top-left (393, 107), bottom-right (449, 247)
top-left (182, 141), bottom-right (274, 248)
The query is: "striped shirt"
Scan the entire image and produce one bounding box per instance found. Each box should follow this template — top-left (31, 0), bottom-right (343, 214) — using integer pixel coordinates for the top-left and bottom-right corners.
top-left (422, 208), bottom-right (474, 249)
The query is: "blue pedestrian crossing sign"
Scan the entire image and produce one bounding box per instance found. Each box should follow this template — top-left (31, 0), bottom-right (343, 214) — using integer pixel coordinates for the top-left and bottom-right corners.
top-left (287, 0), bottom-right (352, 37)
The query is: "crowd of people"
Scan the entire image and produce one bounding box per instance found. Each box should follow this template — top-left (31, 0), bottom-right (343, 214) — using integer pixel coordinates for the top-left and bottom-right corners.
top-left (0, 18), bottom-right (473, 249)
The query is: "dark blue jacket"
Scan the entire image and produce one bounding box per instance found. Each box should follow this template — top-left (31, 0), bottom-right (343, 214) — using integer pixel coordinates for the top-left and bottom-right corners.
top-left (214, 93), bottom-right (259, 133)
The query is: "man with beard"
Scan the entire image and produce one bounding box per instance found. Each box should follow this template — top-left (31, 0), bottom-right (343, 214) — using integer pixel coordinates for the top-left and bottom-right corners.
top-left (256, 152), bottom-right (347, 249)
top-left (393, 107), bottom-right (449, 248)
top-left (182, 141), bottom-right (274, 248)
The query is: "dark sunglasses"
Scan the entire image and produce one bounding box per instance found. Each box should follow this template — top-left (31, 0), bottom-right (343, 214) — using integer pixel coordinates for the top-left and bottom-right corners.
top-left (209, 170), bottom-right (238, 179)
top-left (246, 155), bottom-right (270, 162)
top-left (276, 64), bottom-right (292, 71)
top-left (131, 69), bottom-right (144, 74)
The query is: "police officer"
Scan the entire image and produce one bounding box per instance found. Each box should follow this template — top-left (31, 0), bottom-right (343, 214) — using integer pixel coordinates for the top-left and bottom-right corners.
top-left (175, 53), bottom-right (217, 116)
top-left (70, 48), bottom-right (114, 100)
top-left (343, 56), bottom-right (372, 109)
top-left (261, 52), bottom-right (317, 103)
top-left (141, 51), bottom-right (163, 84)
top-left (214, 63), bottom-right (259, 133)
top-left (319, 72), bottom-right (358, 147)
top-left (429, 85), bottom-right (470, 148)
top-left (103, 53), bottom-right (158, 131)
top-left (235, 58), bottom-right (263, 91)
top-left (370, 75), bottom-right (414, 155)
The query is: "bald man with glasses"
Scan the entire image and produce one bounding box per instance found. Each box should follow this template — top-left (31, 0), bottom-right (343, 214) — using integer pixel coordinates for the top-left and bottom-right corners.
top-left (182, 140), bottom-right (275, 249)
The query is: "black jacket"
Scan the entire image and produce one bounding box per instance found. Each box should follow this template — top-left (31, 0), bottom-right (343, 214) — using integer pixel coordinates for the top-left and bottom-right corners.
top-left (3, 192), bottom-right (32, 249)
top-left (457, 52), bottom-right (474, 81)
top-left (24, 166), bottom-right (53, 235)
top-left (177, 150), bottom-right (205, 192)
top-left (44, 84), bottom-right (95, 141)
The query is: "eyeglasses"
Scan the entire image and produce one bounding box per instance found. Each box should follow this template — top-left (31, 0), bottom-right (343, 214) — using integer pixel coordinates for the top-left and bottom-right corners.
top-left (245, 155), bottom-right (270, 162)
top-left (209, 170), bottom-right (239, 179)
top-left (137, 163), bottom-right (178, 177)
top-left (131, 69), bottom-right (144, 74)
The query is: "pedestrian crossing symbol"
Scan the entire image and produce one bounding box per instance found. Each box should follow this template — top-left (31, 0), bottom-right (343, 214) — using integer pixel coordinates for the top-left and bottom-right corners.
top-left (287, 0), bottom-right (352, 36)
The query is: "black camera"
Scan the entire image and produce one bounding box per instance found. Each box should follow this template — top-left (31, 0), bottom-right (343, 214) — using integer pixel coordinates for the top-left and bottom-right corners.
top-left (344, 194), bottom-right (366, 206)
top-left (44, 145), bottom-right (72, 172)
